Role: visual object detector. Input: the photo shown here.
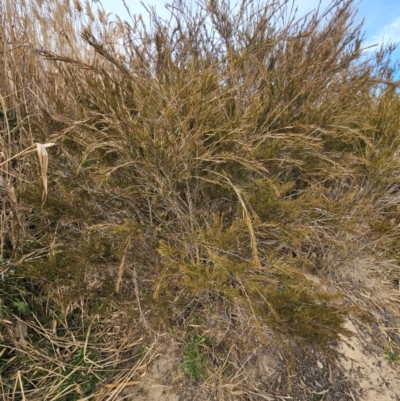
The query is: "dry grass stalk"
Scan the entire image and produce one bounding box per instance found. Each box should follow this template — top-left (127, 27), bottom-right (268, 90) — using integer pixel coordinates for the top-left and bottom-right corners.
top-left (1, 0), bottom-right (400, 399)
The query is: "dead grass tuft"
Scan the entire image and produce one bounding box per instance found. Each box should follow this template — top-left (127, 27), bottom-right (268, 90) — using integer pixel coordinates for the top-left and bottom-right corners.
top-left (1, 0), bottom-right (400, 399)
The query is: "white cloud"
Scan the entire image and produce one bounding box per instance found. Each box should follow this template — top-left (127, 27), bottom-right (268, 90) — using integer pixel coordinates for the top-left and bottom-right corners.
top-left (364, 15), bottom-right (400, 51)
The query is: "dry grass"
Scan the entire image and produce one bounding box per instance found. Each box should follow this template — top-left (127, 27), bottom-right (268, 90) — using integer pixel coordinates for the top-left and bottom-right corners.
top-left (1, 0), bottom-right (400, 399)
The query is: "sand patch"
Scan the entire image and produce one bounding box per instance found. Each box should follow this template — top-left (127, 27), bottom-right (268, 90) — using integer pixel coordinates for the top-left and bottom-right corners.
top-left (122, 341), bottom-right (180, 401)
top-left (337, 319), bottom-right (400, 401)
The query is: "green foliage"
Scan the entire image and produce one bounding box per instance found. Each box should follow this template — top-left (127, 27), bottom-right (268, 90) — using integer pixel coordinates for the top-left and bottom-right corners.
top-left (0, 273), bottom-right (117, 400)
top-left (309, 394), bottom-right (324, 401)
top-left (11, 299), bottom-right (31, 314)
top-left (1, 0), bottom-right (400, 397)
top-left (179, 336), bottom-right (211, 382)
top-left (261, 283), bottom-right (352, 347)
top-left (59, 348), bottom-right (103, 401)
top-left (385, 350), bottom-right (400, 365)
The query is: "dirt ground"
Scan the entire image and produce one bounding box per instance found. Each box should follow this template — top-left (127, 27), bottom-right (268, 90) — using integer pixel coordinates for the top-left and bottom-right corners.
top-left (119, 318), bottom-right (400, 401)
top-left (336, 319), bottom-right (400, 401)
top-left (120, 341), bottom-right (181, 401)
top-left (120, 271), bottom-right (400, 401)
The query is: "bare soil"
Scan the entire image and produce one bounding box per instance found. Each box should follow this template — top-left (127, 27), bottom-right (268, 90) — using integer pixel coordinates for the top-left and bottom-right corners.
top-left (120, 271), bottom-right (400, 401)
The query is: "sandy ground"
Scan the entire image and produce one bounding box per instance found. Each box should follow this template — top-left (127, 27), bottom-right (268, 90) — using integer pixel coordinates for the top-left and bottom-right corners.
top-left (337, 319), bottom-right (400, 401)
top-left (121, 272), bottom-right (400, 401)
top-left (120, 321), bottom-right (400, 401)
top-left (121, 341), bottom-right (180, 401)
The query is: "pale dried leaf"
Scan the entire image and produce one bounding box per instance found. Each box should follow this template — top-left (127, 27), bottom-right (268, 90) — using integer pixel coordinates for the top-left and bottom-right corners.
top-left (14, 320), bottom-right (28, 345)
top-left (8, 185), bottom-right (17, 203)
top-left (116, 240), bottom-right (130, 294)
top-left (36, 142), bottom-right (54, 197)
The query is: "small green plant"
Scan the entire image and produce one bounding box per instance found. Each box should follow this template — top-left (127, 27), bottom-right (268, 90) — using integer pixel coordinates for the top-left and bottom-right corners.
top-left (0, 273), bottom-right (137, 400)
top-left (12, 299), bottom-right (31, 314)
top-left (309, 394), bottom-right (324, 401)
top-left (385, 350), bottom-right (400, 365)
top-left (179, 336), bottom-right (210, 382)
top-left (59, 348), bottom-right (101, 401)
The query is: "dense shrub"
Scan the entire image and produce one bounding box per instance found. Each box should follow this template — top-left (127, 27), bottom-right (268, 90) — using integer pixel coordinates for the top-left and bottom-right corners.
top-left (1, 0), bottom-right (400, 398)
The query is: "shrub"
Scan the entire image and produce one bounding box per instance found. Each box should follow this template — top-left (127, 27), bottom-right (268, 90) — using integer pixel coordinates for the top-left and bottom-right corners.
top-left (1, 0), bottom-right (400, 398)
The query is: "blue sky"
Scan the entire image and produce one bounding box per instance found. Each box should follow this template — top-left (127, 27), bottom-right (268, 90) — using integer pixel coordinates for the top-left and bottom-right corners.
top-left (99, 0), bottom-right (400, 65)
